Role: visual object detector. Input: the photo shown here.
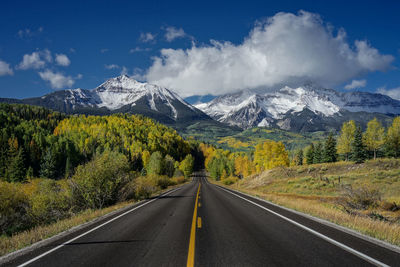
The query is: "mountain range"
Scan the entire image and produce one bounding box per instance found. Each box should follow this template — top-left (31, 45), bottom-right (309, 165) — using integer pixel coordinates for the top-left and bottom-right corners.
top-left (1, 75), bottom-right (400, 133)
top-left (195, 84), bottom-right (400, 132)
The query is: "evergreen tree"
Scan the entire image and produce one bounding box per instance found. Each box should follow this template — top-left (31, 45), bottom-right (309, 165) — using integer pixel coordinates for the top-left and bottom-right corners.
top-left (363, 118), bottom-right (385, 160)
top-left (324, 132), bottom-right (337, 163)
top-left (40, 148), bottom-right (57, 178)
top-left (26, 166), bottom-right (34, 179)
top-left (65, 156), bottom-right (72, 178)
top-left (295, 149), bottom-right (303, 166)
top-left (305, 144), bottom-right (314, 165)
top-left (7, 148), bottom-right (26, 182)
top-left (351, 126), bottom-right (366, 164)
top-left (314, 143), bottom-right (323, 164)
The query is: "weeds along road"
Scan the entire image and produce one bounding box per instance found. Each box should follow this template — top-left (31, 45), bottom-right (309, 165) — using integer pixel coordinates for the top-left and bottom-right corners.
top-left (5, 177), bottom-right (400, 267)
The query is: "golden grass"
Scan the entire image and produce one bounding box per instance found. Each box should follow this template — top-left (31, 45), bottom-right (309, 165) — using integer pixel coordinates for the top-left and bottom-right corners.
top-left (236, 188), bottom-right (400, 246)
top-left (0, 181), bottom-right (187, 257)
top-left (213, 159), bottom-right (400, 247)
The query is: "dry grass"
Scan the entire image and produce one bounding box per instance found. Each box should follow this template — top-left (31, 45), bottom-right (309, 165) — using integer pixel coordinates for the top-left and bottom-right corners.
top-left (215, 159), bottom-right (400, 247)
top-left (0, 181), bottom-right (186, 257)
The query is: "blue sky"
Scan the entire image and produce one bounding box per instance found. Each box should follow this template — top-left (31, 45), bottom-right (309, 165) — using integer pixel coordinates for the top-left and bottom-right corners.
top-left (1, 0), bottom-right (400, 99)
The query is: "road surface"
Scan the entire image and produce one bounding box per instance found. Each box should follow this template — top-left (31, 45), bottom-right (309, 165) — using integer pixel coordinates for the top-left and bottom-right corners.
top-left (4, 177), bottom-right (400, 267)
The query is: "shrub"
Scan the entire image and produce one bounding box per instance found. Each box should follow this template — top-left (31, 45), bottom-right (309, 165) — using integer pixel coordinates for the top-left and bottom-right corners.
top-left (134, 176), bottom-right (157, 199)
top-left (0, 182), bottom-right (30, 235)
top-left (70, 151), bottom-right (130, 209)
top-left (339, 185), bottom-right (382, 211)
top-left (28, 179), bottom-right (72, 224)
top-left (222, 177), bottom-right (238, 185)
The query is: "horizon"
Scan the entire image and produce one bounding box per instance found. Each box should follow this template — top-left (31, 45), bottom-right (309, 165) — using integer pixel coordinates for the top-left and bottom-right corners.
top-left (1, 0), bottom-right (400, 100)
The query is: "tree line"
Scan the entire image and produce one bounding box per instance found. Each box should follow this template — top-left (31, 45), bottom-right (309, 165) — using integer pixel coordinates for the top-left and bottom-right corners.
top-left (297, 117), bottom-right (400, 165)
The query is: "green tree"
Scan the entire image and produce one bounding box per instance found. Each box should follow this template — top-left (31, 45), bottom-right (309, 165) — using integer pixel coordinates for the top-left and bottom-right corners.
top-left (314, 143), bottom-right (323, 164)
top-left (305, 144), bottom-right (314, 165)
top-left (71, 151), bottom-right (129, 209)
top-left (146, 151), bottom-right (164, 175)
top-left (363, 118), bottom-right (385, 160)
top-left (164, 155), bottom-right (175, 178)
top-left (337, 120), bottom-right (356, 160)
top-left (179, 154), bottom-right (194, 178)
top-left (7, 148), bottom-right (26, 182)
top-left (324, 132), bottom-right (337, 163)
top-left (295, 149), bottom-right (303, 166)
top-left (385, 117), bottom-right (400, 158)
top-left (40, 148), bottom-right (57, 179)
top-left (351, 126), bottom-right (366, 164)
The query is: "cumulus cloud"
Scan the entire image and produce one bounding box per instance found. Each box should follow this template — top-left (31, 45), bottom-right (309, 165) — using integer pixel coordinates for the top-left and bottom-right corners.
top-left (165, 26), bottom-right (186, 42)
top-left (344, 79), bottom-right (367, 90)
top-left (17, 49), bottom-right (52, 70)
top-left (55, 54), bottom-right (71, 66)
top-left (146, 11), bottom-right (394, 96)
top-left (0, 60), bottom-right (13, 76)
top-left (377, 87), bottom-right (400, 100)
top-left (38, 69), bottom-right (75, 89)
top-left (100, 48), bottom-right (109, 53)
top-left (139, 32), bottom-right (156, 43)
top-left (105, 64), bottom-right (120, 69)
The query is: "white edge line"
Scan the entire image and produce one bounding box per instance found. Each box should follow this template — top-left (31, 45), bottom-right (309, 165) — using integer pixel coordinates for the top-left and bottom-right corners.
top-left (217, 186), bottom-right (389, 267)
top-left (18, 187), bottom-right (181, 267)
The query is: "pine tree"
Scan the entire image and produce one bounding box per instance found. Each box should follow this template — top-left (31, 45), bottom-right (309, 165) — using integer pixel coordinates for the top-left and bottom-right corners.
top-left (363, 118), bottom-right (385, 160)
top-left (7, 148), bottom-right (26, 182)
top-left (40, 148), bottom-right (57, 178)
top-left (314, 143), bottom-right (323, 164)
top-left (351, 126), bottom-right (366, 164)
top-left (324, 132), bottom-right (337, 163)
top-left (337, 120), bottom-right (356, 161)
top-left (65, 156), bottom-right (72, 178)
top-left (305, 144), bottom-right (314, 165)
top-left (26, 166), bottom-right (34, 179)
top-left (296, 149), bottom-right (304, 166)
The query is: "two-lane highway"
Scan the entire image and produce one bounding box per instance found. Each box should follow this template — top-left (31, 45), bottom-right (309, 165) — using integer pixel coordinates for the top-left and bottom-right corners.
top-left (4, 177), bottom-right (400, 267)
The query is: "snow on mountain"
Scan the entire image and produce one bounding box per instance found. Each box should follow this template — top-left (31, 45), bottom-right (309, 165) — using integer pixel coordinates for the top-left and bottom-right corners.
top-left (195, 84), bottom-right (400, 129)
top-left (19, 75), bottom-right (208, 124)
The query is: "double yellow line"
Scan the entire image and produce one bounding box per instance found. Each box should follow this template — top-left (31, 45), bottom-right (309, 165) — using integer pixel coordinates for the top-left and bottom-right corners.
top-left (187, 183), bottom-right (201, 267)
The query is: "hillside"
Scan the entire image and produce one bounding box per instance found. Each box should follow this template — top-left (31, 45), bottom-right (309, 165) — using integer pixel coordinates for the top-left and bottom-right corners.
top-left (223, 159), bottom-right (400, 245)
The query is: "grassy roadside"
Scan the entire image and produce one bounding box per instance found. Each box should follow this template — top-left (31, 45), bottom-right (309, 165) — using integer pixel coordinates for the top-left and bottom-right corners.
top-left (212, 159), bottom-right (400, 247)
top-left (0, 181), bottom-right (187, 257)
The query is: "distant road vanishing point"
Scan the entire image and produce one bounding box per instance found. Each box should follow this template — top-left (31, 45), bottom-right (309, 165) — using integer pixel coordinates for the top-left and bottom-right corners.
top-left (5, 176), bottom-right (400, 267)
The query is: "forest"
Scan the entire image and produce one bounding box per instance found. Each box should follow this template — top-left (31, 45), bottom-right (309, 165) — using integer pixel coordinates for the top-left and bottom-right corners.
top-left (1, 103), bottom-right (400, 239)
top-left (0, 104), bottom-right (198, 236)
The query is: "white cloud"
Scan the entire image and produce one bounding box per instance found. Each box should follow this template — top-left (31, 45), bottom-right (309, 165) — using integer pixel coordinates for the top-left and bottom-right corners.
top-left (129, 47), bottom-right (151, 53)
top-left (139, 32), bottom-right (156, 43)
top-left (105, 64), bottom-right (120, 69)
top-left (165, 26), bottom-right (186, 42)
top-left (100, 48), bottom-right (109, 53)
top-left (0, 60), bottom-right (13, 76)
top-left (377, 87), bottom-right (400, 100)
top-left (344, 79), bottom-right (367, 90)
top-left (146, 11), bottom-right (394, 97)
top-left (17, 49), bottom-right (52, 70)
top-left (38, 69), bottom-right (75, 89)
top-left (55, 54), bottom-right (71, 66)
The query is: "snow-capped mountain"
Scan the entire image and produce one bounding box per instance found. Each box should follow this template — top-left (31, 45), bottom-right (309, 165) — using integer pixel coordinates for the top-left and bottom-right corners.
top-left (8, 75), bottom-right (210, 125)
top-left (195, 84), bottom-right (400, 130)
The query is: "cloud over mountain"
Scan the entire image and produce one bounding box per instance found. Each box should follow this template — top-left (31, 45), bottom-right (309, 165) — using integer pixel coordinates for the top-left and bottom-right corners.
top-left (146, 11), bottom-right (394, 96)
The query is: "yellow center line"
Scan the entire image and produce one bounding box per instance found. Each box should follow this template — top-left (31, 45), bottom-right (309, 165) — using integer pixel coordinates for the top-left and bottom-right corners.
top-left (197, 217), bottom-right (202, 228)
top-left (198, 202), bottom-right (201, 207)
top-left (187, 183), bottom-right (201, 267)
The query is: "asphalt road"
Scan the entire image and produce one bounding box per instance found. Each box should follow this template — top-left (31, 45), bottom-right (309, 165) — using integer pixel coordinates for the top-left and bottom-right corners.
top-left (4, 177), bottom-right (400, 267)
